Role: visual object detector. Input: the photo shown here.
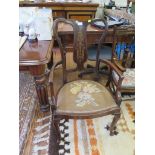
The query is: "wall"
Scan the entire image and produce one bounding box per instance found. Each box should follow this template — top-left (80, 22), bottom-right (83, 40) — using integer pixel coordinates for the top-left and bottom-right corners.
top-left (91, 0), bottom-right (128, 7)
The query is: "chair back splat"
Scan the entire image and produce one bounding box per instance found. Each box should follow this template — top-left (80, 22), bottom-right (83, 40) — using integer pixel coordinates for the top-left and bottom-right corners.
top-left (78, 19), bottom-right (111, 78)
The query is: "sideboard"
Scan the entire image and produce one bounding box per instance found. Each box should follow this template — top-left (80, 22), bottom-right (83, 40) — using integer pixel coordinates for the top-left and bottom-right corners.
top-left (19, 1), bottom-right (99, 22)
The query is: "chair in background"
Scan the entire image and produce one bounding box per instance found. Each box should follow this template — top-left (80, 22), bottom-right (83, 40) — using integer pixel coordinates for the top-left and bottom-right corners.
top-left (48, 18), bottom-right (124, 154)
top-left (106, 25), bottom-right (135, 95)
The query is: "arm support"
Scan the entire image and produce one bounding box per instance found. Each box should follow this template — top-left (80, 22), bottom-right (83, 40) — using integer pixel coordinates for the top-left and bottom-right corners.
top-left (99, 59), bottom-right (124, 80)
top-left (48, 60), bottom-right (62, 109)
top-left (99, 59), bottom-right (124, 106)
top-left (49, 60), bottom-right (63, 83)
top-left (113, 58), bottom-right (126, 72)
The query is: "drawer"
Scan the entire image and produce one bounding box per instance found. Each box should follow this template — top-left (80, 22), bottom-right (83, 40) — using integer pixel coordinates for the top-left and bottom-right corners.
top-left (67, 11), bottom-right (95, 22)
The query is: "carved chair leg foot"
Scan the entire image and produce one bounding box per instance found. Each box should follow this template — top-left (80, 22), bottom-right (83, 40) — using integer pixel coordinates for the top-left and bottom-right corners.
top-left (109, 113), bottom-right (121, 136)
top-left (105, 125), bottom-right (110, 130)
top-left (110, 130), bottom-right (119, 136)
top-left (105, 125), bottom-right (116, 131)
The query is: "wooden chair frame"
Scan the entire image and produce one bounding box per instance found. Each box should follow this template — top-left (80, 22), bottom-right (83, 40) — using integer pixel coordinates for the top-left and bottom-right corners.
top-left (48, 18), bottom-right (125, 155)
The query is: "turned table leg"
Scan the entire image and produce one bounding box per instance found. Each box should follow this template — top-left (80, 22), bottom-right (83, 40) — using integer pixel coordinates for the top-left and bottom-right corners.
top-left (29, 65), bottom-right (50, 112)
top-left (34, 74), bottom-right (50, 112)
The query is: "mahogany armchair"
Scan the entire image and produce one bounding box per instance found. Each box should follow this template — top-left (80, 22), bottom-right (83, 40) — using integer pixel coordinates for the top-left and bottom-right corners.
top-left (48, 18), bottom-right (124, 154)
top-left (106, 25), bottom-right (135, 95)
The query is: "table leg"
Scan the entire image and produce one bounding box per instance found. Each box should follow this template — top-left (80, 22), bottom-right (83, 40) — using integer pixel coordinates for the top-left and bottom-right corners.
top-left (29, 65), bottom-right (50, 112)
top-left (34, 74), bottom-right (50, 112)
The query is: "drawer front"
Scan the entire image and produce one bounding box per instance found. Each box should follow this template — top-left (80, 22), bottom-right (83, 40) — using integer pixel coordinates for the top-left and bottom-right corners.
top-left (67, 11), bottom-right (95, 22)
top-left (52, 11), bottom-right (66, 19)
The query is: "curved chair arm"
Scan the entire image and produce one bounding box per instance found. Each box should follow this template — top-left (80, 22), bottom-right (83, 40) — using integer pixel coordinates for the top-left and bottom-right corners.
top-left (48, 60), bottom-right (62, 108)
top-left (112, 57), bottom-right (126, 72)
top-left (99, 59), bottom-right (124, 79)
top-left (99, 59), bottom-right (124, 106)
top-left (49, 60), bottom-right (63, 84)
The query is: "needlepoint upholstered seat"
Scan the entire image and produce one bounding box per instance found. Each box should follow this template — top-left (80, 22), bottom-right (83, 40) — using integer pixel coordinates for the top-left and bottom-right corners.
top-left (56, 80), bottom-right (118, 115)
top-left (113, 68), bottom-right (135, 89)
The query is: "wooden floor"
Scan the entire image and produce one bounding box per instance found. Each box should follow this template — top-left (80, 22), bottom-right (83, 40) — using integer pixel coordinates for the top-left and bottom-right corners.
top-left (22, 49), bottom-right (108, 155)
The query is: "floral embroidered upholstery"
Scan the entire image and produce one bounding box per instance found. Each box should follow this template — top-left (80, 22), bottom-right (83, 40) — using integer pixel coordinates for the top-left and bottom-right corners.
top-left (19, 72), bottom-right (37, 155)
top-left (56, 80), bottom-right (118, 115)
top-left (113, 68), bottom-right (135, 89)
top-left (105, 9), bottom-right (135, 25)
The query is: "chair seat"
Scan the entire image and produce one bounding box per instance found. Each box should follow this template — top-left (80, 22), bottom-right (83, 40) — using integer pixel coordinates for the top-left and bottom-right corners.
top-left (113, 68), bottom-right (135, 89)
top-left (56, 80), bottom-right (119, 116)
top-left (88, 46), bottom-right (112, 60)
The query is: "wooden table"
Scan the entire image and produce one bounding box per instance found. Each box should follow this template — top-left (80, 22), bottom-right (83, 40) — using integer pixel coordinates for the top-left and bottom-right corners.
top-left (57, 23), bottom-right (134, 70)
top-left (58, 23), bottom-right (114, 43)
top-left (19, 39), bottom-right (54, 112)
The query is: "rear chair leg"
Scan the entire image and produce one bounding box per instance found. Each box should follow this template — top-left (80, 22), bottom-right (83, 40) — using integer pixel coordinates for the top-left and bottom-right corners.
top-left (109, 113), bottom-right (121, 136)
top-left (51, 112), bottom-right (61, 142)
top-left (53, 117), bottom-right (61, 142)
top-left (49, 120), bottom-right (60, 155)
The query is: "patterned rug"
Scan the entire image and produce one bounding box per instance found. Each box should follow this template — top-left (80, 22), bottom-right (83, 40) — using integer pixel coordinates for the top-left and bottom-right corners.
top-left (31, 100), bottom-right (135, 155)
top-left (19, 72), bottom-right (38, 155)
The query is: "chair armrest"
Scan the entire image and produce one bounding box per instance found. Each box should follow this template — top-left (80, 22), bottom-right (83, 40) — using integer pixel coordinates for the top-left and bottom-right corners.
top-left (99, 59), bottom-right (124, 79)
top-left (48, 60), bottom-right (62, 109)
top-left (49, 60), bottom-right (62, 84)
top-left (99, 59), bottom-right (124, 106)
top-left (113, 58), bottom-right (126, 72)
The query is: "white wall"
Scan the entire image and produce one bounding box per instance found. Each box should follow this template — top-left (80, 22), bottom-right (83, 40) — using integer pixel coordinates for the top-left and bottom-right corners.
top-left (115, 0), bottom-right (127, 7)
top-left (91, 0), bottom-right (128, 7)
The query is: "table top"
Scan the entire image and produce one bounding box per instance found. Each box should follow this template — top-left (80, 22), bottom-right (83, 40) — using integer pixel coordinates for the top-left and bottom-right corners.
top-left (57, 23), bottom-right (114, 35)
top-left (19, 39), bottom-right (54, 66)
